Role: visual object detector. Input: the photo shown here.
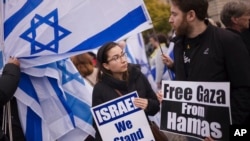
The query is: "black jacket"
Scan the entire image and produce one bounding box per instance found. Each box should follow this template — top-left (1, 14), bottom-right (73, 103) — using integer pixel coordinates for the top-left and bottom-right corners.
top-left (92, 64), bottom-right (160, 141)
top-left (0, 63), bottom-right (25, 141)
top-left (226, 28), bottom-right (250, 57)
top-left (173, 24), bottom-right (250, 125)
top-left (0, 63), bottom-right (20, 105)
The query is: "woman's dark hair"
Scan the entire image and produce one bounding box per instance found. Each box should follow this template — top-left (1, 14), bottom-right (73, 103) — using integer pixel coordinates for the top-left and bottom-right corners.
top-left (171, 0), bottom-right (208, 21)
top-left (96, 41), bottom-right (121, 81)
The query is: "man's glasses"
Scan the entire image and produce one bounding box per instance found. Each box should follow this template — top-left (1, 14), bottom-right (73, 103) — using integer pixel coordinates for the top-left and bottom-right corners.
top-left (107, 52), bottom-right (127, 62)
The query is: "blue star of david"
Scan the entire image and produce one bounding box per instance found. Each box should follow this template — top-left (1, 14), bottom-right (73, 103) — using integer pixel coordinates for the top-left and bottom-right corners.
top-left (57, 60), bottom-right (85, 85)
top-left (20, 9), bottom-right (71, 55)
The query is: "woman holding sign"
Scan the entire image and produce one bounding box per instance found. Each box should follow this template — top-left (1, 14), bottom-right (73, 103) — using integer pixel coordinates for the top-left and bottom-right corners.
top-left (92, 41), bottom-right (161, 141)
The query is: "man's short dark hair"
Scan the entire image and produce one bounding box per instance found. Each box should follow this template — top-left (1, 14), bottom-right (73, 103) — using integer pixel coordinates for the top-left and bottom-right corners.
top-left (170, 0), bottom-right (208, 21)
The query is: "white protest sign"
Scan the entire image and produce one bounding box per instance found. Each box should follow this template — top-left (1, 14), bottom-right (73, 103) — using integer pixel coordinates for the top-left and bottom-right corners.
top-left (91, 91), bottom-right (155, 141)
top-left (160, 81), bottom-right (231, 141)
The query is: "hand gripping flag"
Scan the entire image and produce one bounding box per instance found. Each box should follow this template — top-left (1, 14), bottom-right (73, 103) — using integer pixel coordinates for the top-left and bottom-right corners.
top-left (3, 0), bottom-right (153, 68)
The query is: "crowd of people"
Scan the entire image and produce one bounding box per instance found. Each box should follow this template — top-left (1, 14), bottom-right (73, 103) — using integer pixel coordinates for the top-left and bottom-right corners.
top-left (1, 0), bottom-right (250, 140)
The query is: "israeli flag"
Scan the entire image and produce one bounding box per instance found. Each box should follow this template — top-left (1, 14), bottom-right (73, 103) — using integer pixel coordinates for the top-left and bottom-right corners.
top-left (3, 1), bottom-right (153, 140)
top-left (123, 33), bottom-right (157, 93)
top-left (3, 0), bottom-right (153, 68)
top-left (15, 58), bottom-right (95, 141)
top-left (162, 37), bottom-right (175, 80)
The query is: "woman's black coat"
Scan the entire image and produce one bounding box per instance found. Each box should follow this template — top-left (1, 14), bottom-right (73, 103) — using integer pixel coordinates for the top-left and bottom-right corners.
top-left (92, 64), bottom-right (160, 141)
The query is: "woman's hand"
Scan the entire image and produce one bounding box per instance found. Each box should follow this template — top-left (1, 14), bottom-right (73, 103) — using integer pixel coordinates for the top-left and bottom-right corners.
top-left (8, 57), bottom-right (20, 67)
top-left (133, 98), bottom-right (148, 110)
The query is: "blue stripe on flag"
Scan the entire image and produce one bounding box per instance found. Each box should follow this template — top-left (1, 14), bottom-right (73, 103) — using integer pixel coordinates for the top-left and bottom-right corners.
top-left (64, 92), bottom-right (92, 125)
top-left (26, 108), bottom-right (42, 141)
top-left (19, 73), bottom-right (42, 141)
top-left (69, 5), bottom-right (147, 52)
top-left (151, 67), bottom-right (156, 80)
top-left (4, 0), bottom-right (43, 39)
top-left (48, 77), bottom-right (76, 126)
top-left (169, 48), bottom-right (175, 80)
top-left (125, 44), bottom-right (135, 64)
top-left (137, 33), bottom-right (143, 48)
top-left (19, 73), bottom-right (40, 102)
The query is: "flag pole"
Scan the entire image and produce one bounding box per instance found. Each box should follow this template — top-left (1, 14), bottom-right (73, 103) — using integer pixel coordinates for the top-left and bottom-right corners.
top-left (151, 27), bottom-right (174, 80)
top-left (151, 27), bottom-right (164, 55)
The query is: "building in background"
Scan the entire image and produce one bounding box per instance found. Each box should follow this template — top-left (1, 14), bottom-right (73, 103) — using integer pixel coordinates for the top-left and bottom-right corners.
top-left (207, 0), bottom-right (229, 27)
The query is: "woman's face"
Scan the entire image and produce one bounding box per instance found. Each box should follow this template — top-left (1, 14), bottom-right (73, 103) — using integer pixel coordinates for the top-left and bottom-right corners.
top-left (103, 45), bottom-right (128, 75)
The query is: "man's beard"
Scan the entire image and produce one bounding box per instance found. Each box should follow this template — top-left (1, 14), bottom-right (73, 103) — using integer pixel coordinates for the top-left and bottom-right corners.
top-left (175, 18), bottom-right (191, 36)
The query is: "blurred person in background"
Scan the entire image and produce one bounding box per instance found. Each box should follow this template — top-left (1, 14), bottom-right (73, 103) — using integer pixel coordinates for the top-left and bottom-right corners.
top-left (71, 52), bottom-right (98, 86)
top-left (148, 33), bottom-right (169, 89)
top-left (220, 0), bottom-right (250, 55)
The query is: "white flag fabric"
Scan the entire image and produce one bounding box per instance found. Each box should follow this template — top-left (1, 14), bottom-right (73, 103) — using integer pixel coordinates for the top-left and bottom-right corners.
top-left (3, 0), bottom-right (152, 68)
top-left (15, 58), bottom-right (95, 141)
top-left (123, 33), bottom-right (157, 93)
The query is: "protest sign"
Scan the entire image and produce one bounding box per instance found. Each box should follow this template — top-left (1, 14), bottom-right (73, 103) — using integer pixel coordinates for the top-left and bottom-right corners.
top-left (160, 81), bottom-right (231, 140)
top-left (91, 91), bottom-right (155, 141)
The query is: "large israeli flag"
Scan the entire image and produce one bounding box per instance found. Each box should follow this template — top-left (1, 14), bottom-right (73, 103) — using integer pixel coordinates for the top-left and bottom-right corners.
top-left (15, 59), bottom-right (95, 141)
top-left (3, 1), bottom-right (153, 140)
top-left (3, 0), bottom-right (153, 68)
top-left (2, 0), bottom-right (153, 140)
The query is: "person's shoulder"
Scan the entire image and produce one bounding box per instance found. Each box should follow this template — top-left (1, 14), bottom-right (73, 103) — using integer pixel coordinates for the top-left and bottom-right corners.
top-left (128, 63), bottom-right (141, 70)
top-left (211, 26), bottom-right (241, 40)
top-left (94, 81), bottom-right (105, 88)
top-left (128, 63), bottom-right (143, 78)
top-left (206, 26), bottom-right (243, 47)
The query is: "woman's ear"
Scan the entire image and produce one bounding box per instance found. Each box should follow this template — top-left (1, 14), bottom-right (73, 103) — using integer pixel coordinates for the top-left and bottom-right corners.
top-left (103, 62), bottom-right (110, 70)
